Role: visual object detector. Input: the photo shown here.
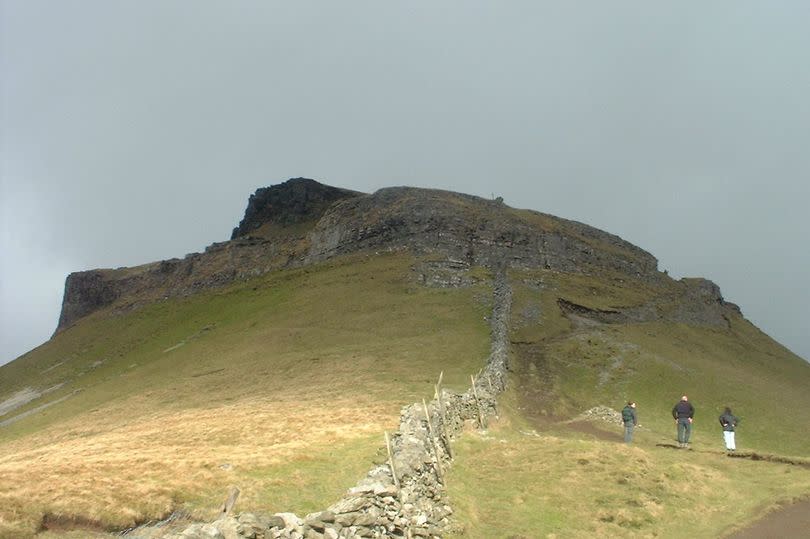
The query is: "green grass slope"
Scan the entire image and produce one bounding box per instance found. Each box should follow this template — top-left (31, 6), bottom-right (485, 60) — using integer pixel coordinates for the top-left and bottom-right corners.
top-left (508, 267), bottom-right (810, 456)
top-left (0, 253), bottom-right (491, 538)
top-left (2, 251), bottom-right (809, 539)
top-left (446, 267), bottom-right (810, 538)
top-left (447, 402), bottom-right (810, 538)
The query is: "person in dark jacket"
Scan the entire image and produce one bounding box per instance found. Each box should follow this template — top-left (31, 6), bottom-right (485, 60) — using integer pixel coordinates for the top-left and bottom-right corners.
top-left (622, 401), bottom-right (638, 444)
top-left (672, 395), bottom-right (695, 448)
top-left (719, 407), bottom-right (739, 451)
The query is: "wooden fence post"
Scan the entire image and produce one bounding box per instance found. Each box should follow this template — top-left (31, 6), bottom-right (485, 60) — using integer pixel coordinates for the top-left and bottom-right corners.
top-left (385, 432), bottom-right (400, 490)
top-left (471, 374), bottom-right (486, 429)
top-left (435, 383), bottom-right (453, 459)
top-left (422, 399), bottom-right (445, 485)
top-left (219, 486), bottom-right (240, 517)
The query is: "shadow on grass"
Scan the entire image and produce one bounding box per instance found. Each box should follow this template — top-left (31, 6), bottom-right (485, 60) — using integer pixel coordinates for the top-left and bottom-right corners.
top-left (655, 443), bottom-right (692, 450)
top-left (566, 420), bottom-right (621, 442)
top-left (727, 451), bottom-right (810, 468)
top-left (653, 444), bottom-right (810, 468)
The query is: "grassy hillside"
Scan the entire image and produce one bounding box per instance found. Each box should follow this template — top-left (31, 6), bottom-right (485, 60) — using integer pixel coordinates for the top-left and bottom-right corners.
top-left (2, 252), bottom-right (809, 539)
top-left (508, 268), bottom-right (810, 456)
top-left (445, 268), bottom-right (810, 538)
top-left (0, 253), bottom-right (492, 538)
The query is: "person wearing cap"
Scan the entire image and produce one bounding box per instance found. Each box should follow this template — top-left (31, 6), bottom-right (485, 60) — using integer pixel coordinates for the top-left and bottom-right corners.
top-left (621, 401), bottom-right (638, 444)
top-left (672, 395), bottom-right (695, 448)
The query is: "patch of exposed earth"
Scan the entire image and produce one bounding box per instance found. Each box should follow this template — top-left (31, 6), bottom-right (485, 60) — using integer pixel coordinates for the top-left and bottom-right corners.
top-left (725, 499), bottom-right (810, 539)
top-left (0, 384), bottom-right (64, 417)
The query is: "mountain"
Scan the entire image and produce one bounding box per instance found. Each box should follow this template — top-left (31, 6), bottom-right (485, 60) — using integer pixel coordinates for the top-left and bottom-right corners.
top-left (1, 179), bottom-right (809, 539)
top-left (56, 177), bottom-right (694, 332)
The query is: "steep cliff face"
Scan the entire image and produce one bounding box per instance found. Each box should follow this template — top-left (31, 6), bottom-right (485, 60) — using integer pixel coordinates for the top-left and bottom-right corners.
top-left (57, 271), bottom-right (127, 331)
top-left (56, 179), bottom-right (730, 333)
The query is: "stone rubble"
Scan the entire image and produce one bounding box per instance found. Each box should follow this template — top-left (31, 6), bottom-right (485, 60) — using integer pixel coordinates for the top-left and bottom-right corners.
top-left (575, 406), bottom-right (624, 426)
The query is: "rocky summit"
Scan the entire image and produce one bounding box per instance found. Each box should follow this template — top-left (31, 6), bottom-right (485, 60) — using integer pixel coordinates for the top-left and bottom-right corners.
top-left (56, 178), bottom-right (736, 332)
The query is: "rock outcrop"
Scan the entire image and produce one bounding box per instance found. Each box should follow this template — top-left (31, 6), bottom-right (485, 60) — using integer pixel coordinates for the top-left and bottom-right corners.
top-left (57, 270), bottom-right (128, 331)
top-left (557, 276), bottom-right (740, 329)
top-left (231, 178), bottom-right (361, 239)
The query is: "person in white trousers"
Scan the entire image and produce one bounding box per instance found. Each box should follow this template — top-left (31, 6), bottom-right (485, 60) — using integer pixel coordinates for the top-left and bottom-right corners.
top-left (718, 407), bottom-right (739, 451)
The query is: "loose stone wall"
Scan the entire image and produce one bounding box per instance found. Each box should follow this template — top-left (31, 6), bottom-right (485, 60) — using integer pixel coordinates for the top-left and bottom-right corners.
top-left (142, 271), bottom-right (512, 539)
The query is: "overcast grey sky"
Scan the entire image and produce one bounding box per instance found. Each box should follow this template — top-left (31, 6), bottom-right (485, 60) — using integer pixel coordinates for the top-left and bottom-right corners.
top-left (2, 1), bottom-right (808, 366)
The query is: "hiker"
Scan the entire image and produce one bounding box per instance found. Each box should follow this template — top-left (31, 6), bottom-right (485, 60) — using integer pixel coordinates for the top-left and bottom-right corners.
top-left (622, 401), bottom-right (638, 444)
top-left (719, 407), bottom-right (739, 452)
top-left (672, 395), bottom-right (695, 448)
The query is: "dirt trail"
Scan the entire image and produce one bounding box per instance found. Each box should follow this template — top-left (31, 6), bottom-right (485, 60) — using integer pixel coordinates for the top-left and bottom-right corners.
top-left (725, 499), bottom-right (810, 539)
top-left (566, 420), bottom-right (621, 442)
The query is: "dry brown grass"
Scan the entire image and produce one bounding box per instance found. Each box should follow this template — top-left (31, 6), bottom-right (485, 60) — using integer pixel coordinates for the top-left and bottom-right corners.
top-left (0, 392), bottom-right (397, 537)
